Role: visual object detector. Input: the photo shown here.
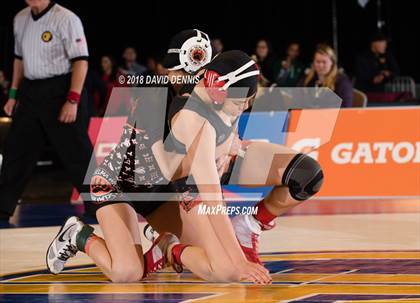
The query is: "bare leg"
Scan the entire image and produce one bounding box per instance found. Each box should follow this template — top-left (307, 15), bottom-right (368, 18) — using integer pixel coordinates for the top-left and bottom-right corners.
top-left (180, 205), bottom-right (242, 281)
top-left (87, 203), bottom-right (145, 282)
top-left (90, 203), bottom-right (251, 282)
top-left (145, 201), bottom-right (183, 238)
top-left (236, 142), bottom-right (302, 215)
top-left (236, 142), bottom-right (296, 186)
top-left (146, 201), bottom-right (270, 283)
top-left (147, 202), bottom-right (241, 282)
top-left (263, 186), bottom-right (303, 216)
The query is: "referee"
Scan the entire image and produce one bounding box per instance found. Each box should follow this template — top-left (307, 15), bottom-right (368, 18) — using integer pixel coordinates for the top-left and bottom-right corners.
top-left (0, 0), bottom-right (93, 225)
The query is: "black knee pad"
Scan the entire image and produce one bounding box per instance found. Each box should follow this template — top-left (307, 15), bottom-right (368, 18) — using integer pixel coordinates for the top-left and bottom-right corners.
top-left (282, 153), bottom-right (324, 201)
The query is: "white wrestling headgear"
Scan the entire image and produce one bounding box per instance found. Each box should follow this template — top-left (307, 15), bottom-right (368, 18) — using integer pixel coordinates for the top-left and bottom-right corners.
top-left (166, 29), bottom-right (212, 74)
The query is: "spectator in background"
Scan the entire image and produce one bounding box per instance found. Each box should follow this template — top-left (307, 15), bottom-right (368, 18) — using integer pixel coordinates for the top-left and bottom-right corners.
top-left (273, 42), bottom-right (305, 87)
top-left (84, 68), bottom-right (106, 118)
top-left (252, 39), bottom-right (277, 85)
top-left (302, 44), bottom-right (353, 107)
top-left (0, 71), bottom-right (10, 108)
top-left (355, 32), bottom-right (399, 92)
top-left (120, 47), bottom-right (147, 77)
top-left (98, 55), bottom-right (126, 116)
top-left (146, 56), bottom-right (158, 75)
top-left (144, 57), bottom-right (168, 77)
top-left (155, 61), bottom-right (168, 76)
top-left (211, 38), bottom-right (224, 55)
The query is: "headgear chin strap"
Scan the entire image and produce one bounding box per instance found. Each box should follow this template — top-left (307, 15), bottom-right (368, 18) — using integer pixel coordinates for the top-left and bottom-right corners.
top-left (204, 60), bottom-right (260, 104)
top-left (167, 29), bottom-right (212, 74)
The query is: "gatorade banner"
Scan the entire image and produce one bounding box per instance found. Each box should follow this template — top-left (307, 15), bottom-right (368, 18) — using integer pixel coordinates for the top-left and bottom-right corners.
top-left (286, 107), bottom-right (420, 198)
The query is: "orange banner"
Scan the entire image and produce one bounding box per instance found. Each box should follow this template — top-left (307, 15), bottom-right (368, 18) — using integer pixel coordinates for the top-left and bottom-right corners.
top-left (286, 107), bottom-right (420, 197)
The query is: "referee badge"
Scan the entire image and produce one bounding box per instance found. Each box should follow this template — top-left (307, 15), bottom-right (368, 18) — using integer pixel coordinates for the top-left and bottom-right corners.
top-left (41, 31), bottom-right (53, 42)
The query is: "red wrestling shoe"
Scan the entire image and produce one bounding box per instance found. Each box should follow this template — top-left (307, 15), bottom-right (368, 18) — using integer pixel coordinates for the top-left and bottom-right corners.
top-left (142, 232), bottom-right (181, 278)
top-left (231, 214), bottom-right (276, 266)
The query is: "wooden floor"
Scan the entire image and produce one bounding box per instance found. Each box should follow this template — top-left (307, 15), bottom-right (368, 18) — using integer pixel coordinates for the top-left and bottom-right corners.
top-left (1, 212), bottom-right (420, 302)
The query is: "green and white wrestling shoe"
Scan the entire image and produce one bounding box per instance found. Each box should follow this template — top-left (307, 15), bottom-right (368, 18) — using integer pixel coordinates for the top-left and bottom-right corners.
top-left (46, 216), bottom-right (92, 274)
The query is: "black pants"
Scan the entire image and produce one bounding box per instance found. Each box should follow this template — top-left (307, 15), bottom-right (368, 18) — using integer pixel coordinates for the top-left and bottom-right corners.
top-left (0, 74), bottom-right (93, 217)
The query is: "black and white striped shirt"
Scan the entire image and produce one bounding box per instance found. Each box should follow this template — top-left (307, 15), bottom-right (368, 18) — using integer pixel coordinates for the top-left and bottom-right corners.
top-left (14, 2), bottom-right (89, 80)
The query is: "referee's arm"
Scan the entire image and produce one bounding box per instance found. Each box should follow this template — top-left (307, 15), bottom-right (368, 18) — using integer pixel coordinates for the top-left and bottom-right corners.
top-left (70, 60), bottom-right (88, 96)
top-left (58, 13), bottom-right (89, 124)
top-left (3, 58), bottom-right (23, 116)
top-left (58, 59), bottom-right (88, 123)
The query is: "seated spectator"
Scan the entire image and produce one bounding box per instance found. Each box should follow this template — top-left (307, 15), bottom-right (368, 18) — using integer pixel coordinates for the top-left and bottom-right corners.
top-left (273, 42), bottom-right (305, 87)
top-left (84, 68), bottom-right (106, 118)
top-left (144, 57), bottom-right (168, 77)
top-left (146, 56), bottom-right (158, 75)
top-left (98, 55), bottom-right (127, 116)
top-left (155, 62), bottom-right (168, 76)
top-left (252, 39), bottom-right (277, 85)
top-left (302, 44), bottom-right (353, 107)
top-left (211, 38), bottom-right (224, 55)
top-left (355, 32), bottom-right (399, 92)
top-left (120, 47), bottom-right (147, 77)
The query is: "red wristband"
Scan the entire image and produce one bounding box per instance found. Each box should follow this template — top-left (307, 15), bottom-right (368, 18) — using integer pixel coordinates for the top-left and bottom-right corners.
top-left (67, 91), bottom-right (81, 104)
